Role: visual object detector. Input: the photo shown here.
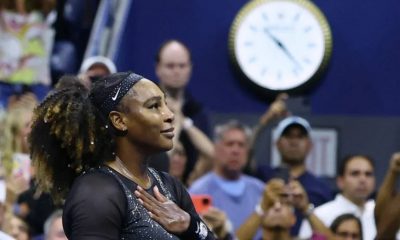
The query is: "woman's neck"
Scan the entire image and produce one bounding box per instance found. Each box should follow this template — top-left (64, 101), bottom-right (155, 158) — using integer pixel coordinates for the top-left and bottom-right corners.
top-left (109, 143), bottom-right (152, 188)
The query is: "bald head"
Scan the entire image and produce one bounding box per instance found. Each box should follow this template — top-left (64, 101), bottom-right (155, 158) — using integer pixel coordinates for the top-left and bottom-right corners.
top-left (155, 40), bottom-right (192, 90)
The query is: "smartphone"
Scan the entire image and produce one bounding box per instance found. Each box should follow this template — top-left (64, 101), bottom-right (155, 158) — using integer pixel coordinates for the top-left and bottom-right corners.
top-left (275, 167), bottom-right (290, 183)
top-left (191, 194), bottom-right (212, 214)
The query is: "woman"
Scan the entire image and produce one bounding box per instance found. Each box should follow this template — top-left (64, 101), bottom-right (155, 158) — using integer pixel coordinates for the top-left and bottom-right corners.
top-left (330, 214), bottom-right (362, 240)
top-left (0, 94), bottom-right (37, 201)
top-left (29, 72), bottom-right (214, 239)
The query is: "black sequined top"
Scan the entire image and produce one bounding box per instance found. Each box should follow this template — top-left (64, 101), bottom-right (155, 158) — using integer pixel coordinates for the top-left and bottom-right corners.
top-left (63, 166), bottom-right (214, 239)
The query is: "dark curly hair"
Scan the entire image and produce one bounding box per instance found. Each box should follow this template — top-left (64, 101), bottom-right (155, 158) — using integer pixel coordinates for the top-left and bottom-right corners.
top-left (330, 213), bottom-right (363, 240)
top-left (29, 85), bottom-right (115, 203)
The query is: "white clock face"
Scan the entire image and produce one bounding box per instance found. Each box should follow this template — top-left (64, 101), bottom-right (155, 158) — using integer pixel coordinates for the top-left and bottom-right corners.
top-left (231, 0), bottom-right (331, 91)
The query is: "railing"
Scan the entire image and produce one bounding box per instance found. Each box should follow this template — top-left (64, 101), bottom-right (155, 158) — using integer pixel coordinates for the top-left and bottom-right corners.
top-left (83, 0), bottom-right (131, 61)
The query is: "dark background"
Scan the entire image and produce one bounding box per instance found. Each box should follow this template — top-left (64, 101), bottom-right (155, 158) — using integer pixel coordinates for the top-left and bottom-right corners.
top-left (115, 0), bottom-right (400, 185)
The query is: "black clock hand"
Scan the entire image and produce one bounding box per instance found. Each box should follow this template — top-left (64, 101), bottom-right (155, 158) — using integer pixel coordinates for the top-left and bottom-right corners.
top-left (264, 28), bottom-right (302, 69)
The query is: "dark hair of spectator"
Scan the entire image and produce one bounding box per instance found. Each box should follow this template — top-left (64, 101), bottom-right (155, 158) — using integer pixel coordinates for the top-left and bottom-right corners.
top-left (54, 75), bottom-right (87, 91)
top-left (0, 0), bottom-right (56, 15)
top-left (330, 213), bottom-right (363, 240)
top-left (337, 154), bottom-right (375, 177)
top-left (155, 39), bottom-right (192, 63)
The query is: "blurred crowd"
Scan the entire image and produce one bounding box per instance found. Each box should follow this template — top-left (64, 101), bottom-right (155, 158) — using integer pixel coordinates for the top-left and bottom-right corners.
top-left (0, 1), bottom-right (399, 240)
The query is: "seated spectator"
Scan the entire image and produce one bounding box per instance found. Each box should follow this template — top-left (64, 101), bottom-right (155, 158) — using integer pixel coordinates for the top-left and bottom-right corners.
top-left (236, 178), bottom-right (334, 240)
top-left (168, 98), bottom-right (214, 186)
top-left (330, 214), bottom-right (363, 240)
top-left (44, 210), bottom-right (67, 240)
top-left (53, 75), bottom-right (86, 91)
top-left (0, 0), bottom-right (56, 107)
top-left (374, 152), bottom-right (400, 239)
top-left (78, 55), bottom-right (117, 89)
top-left (15, 173), bottom-right (55, 237)
top-left (255, 113), bottom-right (334, 234)
top-left (155, 40), bottom-right (212, 182)
top-left (3, 214), bottom-right (31, 240)
top-left (0, 179), bottom-right (13, 240)
top-left (168, 141), bottom-right (187, 182)
top-left (189, 120), bottom-right (264, 236)
top-left (1, 99), bottom-right (37, 203)
top-left (299, 155), bottom-right (376, 239)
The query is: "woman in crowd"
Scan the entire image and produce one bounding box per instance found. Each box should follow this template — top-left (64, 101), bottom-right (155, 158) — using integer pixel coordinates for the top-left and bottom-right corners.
top-left (0, 93), bottom-right (37, 201)
top-left (29, 72), bottom-right (215, 239)
top-left (330, 214), bottom-right (362, 240)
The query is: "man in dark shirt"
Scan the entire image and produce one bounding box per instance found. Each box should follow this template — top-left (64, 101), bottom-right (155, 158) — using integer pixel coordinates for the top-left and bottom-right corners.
top-left (155, 39), bottom-right (211, 181)
top-left (256, 116), bottom-right (334, 235)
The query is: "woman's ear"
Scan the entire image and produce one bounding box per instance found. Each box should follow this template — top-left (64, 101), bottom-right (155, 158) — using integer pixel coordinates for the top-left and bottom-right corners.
top-left (109, 111), bottom-right (127, 131)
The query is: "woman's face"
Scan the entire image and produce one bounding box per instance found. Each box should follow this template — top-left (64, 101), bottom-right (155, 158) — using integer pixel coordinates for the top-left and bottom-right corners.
top-left (334, 218), bottom-right (361, 240)
top-left (18, 110), bottom-right (33, 153)
top-left (10, 217), bottom-right (30, 240)
top-left (117, 79), bottom-right (175, 153)
top-left (169, 144), bottom-right (187, 179)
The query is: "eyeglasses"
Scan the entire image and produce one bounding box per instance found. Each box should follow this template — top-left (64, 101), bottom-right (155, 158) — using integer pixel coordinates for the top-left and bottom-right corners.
top-left (335, 231), bottom-right (360, 239)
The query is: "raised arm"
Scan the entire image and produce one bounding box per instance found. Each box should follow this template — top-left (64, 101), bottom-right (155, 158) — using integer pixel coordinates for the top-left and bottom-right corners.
top-left (289, 180), bottom-right (334, 240)
top-left (247, 93), bottom-right (289, 172)
top-left (236, 178), bottom-right (285, 240)
top-left (375, 152), bottom-right (400, 239)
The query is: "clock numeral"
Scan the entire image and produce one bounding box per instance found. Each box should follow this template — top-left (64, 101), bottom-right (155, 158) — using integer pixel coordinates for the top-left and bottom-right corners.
top-left (249, 25), bottom-right (258, 32)
top-left (292, 68), bottom-right (299, 76)
top-left (293, 13), bottom-right (301, 22)
top-left (249, 56), bottom-right (257, 63)
top-left (308, 43), bottom-right (316, 48)
top-left (277, 71), bottom-right (282, 81)
top-left (262, 12), bottom-right (268, 21)
top-left (304, 26), bottom-right (312, 32)
top-left (303, 58), bottom-right (312, 64)
top-left (278, 13), bottom-right (284, 19)
top-left (260, 67), bottom-right (267, 76)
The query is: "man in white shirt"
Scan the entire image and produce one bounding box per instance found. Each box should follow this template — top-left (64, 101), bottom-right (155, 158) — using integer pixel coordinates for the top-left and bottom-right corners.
top-left (299, 155), bottom-right (376, 240)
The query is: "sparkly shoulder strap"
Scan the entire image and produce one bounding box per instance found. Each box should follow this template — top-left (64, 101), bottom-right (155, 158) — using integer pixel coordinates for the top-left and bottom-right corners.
top-left (148, 167), bottom-right (176, 202)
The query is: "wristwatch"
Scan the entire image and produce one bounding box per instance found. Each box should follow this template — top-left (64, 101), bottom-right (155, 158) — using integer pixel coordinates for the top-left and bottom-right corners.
top-left (303, 203), bottom-right (315, 217)
top-left (182, 117), bottom-right (194, 130)
top-left (255, 203), bottom-right (264, 216)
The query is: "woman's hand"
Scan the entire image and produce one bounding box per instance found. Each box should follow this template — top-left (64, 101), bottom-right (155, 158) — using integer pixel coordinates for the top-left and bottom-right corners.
top-left (288, 180), bottom-right (309, 214)
top-left (135, 185), bottom-right (191, 233)
top-left (201, 207), bottom-right (230, 239)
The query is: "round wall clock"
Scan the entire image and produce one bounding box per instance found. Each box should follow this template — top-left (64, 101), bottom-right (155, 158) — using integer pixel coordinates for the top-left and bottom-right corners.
top-left (229, 0), bottom-right (332, 94)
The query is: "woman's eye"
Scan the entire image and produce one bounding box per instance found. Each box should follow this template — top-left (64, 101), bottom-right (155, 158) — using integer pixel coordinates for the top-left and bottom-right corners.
top-left (149, 103), bottom-right (160, 109)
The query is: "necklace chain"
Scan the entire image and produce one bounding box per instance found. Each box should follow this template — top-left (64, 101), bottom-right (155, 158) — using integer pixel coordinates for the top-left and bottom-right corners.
top-left (115, 156), bottom-right (151, 188)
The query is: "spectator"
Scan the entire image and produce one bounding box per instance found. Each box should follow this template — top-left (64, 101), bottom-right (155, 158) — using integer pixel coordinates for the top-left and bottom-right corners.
top-left (0, 0), bottom-right (56, 107)
top-left (0, 99), bottom-right (37, 203)
top-left (78, 55), bottom-right (117, 89)
top-left (236, 178), bottom-right (334, 240)
top-left (0, 179), bottom-right (13, 240)
top-left (255, 114), bottom-right (334, 234)
top-left (168, 99), bottom-right (214, 186)
top-left (3, 214), bottom-right (31, 240)
top-left (374, 152), bottom-right (400, 239)
top-left (330, 214), bottom-right (363, 240)
top-left (299, 155), bottom-right (376, 239)
top-left (168, 141), bottom-right (187, 182)
top-left (44, 210), bottom-right (67, 240)
top-left (53, 75), bottom-right (86, 91)
top-left (15, 175), bottom-right (56, 237)
top-left (155, 39), bottom-right (211, 182)
top-left (189, 120), bottom-right (264, 235)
